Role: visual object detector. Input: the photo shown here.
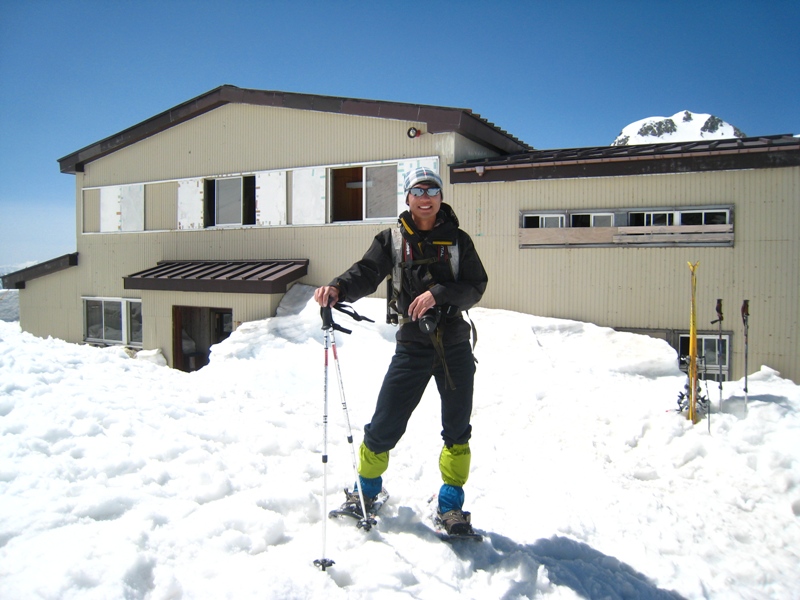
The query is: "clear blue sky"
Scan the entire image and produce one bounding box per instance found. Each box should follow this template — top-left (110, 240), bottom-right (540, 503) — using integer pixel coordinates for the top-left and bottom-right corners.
top-left (1, 0), bottom-right (797, 267)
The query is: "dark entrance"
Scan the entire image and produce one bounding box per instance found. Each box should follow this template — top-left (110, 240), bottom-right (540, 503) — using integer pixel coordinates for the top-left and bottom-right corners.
top-left (172, 306), bottom-right (233, 372)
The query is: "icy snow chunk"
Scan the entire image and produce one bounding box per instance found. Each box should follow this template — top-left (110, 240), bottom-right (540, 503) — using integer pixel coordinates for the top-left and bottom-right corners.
top-left (134, 348), bottom-right (167, 366)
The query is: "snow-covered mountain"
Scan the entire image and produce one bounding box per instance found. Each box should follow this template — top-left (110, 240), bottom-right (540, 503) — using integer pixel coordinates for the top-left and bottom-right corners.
top-left (612, 110), bottom-right (746, 146)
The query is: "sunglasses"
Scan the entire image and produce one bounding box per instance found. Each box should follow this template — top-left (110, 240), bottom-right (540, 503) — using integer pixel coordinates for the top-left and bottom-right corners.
top-left (408, 187), bottom-right (441, 197)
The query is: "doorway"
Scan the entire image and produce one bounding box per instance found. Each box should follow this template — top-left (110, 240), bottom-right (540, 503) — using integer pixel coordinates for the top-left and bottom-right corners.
top-left (172, 306), bottom-right (233, 371)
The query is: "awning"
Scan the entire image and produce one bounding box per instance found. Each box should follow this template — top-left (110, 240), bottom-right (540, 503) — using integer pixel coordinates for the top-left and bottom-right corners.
top-left (124, 260), bottom-right (309, 294)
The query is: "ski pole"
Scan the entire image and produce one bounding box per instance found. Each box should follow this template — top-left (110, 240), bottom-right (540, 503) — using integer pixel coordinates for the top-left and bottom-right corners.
top-left (741, 300), bottom-right (749, 417)
top-left (323, 305), bottom-right (376, 531)
top-left (710, 298), bottom-right (724, 433)
top-left (687, 262), bottom-right (700, 424)
top-left (314, 309), bottom-right (335, 571)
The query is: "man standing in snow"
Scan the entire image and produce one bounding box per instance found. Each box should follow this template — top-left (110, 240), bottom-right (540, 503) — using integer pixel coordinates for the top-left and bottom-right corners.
top-left (314, 167), bottom-right (487, 536)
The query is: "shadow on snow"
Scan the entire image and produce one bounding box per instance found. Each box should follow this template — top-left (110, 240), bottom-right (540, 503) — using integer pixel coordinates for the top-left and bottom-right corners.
top-left (382, 514), bottom-right (686, 600)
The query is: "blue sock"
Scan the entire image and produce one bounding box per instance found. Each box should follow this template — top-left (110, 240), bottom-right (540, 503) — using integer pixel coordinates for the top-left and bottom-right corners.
top-left (438, 484), bottom-right (465, 513)
top-left (356, 475), bottom-right (382, 499)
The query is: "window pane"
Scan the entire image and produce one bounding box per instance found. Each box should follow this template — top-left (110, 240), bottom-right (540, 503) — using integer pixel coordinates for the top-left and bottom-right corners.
top-left (592, 214), bottom-right (613, 227)
top-left (629, 213), bottom-right (644, 226)
top-left (650, 213), bottom-right (672, 226)
top-left (129, 302), bottom-right (143, 344)
top-left (705, 211), bottom-right (728, 225)
top-left (86, 300), bottom-right (103, 339)
top-left (571, 214), bottom-right (591, 228)
top-left (216, 178), bottom-right (242, 225)
top-left (703, 338), bottom-right (718, 365)
top-left (542, 215), bottom-right (563, 228)
top-left (104, 301), bottom-right (123, 342)
top-left (523, 215), bottom-right (540, 228)
top-left (365, 165), bottom-right (397, 219)
top-left (681, 212), bottom-right (703, 226)
top-left (331, 167), bottom-right (362, 222)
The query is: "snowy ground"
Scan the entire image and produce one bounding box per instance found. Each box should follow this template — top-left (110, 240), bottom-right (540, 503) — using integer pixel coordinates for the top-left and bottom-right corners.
top-left (1, 284), bottom-right (798, 599)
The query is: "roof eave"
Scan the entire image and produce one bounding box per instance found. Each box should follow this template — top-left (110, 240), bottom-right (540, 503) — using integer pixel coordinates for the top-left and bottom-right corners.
top-left (1, 253), bottom-right (79, 289)
top-left (58, 85), bottom-right (530, 174)
top-left (450, 135), bottom-right (800, 183)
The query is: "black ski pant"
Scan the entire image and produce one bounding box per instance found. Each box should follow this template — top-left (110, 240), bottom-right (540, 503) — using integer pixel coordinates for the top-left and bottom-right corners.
top-left (363, 340), bottom-right (475, 454)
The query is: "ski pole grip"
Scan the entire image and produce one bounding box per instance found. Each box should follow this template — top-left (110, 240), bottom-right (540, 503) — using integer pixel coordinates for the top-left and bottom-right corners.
top-left (321, 306), bottom-right (334, 330)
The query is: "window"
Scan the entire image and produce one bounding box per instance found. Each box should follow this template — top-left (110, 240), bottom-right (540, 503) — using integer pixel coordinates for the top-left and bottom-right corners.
top-left (129, 302), bottom-right (143, 345)
top-left (522, 214), bottom-right (565, 228)
top-left (84, 299), bottom-right (142, 347)
top-left (331, 164), bottom-right (397, 222)
top-left (520, 204), bottom-right (733, 248)
top-left (679, 333), bottom-right (729, 381)
top-left (628, 209), bottom-right (730, 227)
top-left (204, 176), bottom-right (256, 226)
top-left (678, 209), bottom-right (729, 225)
top-left (629, 211), bottom-right (674, 226)
top-left (571, 213), bottom-right (614, 227)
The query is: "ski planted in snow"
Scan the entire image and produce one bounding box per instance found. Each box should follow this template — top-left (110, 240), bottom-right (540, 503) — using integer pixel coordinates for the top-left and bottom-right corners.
top-left (328, 488), bottom-right (389, 531)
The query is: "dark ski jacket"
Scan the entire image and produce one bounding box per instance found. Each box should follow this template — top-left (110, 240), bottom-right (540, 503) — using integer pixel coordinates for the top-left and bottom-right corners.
top-left (329, 203), bottom-right (488, 346)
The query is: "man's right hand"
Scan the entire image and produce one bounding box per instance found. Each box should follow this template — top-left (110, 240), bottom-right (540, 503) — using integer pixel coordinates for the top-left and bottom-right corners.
top-left (314, 285), bottom-right (340, 307)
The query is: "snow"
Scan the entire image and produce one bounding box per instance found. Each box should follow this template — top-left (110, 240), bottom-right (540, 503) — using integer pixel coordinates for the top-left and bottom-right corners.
top-left (612, 110), bottom-right (743, 146)
top-left (1, 283), bottom-right (798, 599)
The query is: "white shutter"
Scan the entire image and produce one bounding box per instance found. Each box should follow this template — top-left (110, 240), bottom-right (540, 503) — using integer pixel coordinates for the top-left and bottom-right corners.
top-left (119, 184), bottom-right (144, 231)
top-left (99, 186), bottom-right (121, 232)
top-left (291, 168), bottom-right (326, 225)
top-left (177, 179), bottom-right (205, 230)
top-left (256, 171), bottom-right (287, 226)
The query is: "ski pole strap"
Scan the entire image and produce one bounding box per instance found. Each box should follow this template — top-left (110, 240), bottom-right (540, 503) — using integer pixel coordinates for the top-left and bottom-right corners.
top-left (430, 329), bottom-right (456, 390)
top-left (711, 298), bottom-right (723, 324)
top-left (320, 306), bottom-right (352, 334)
top-left (320, 303), bottom-right (374, 334)
top-left (333, 303), bottom-right (375, 324)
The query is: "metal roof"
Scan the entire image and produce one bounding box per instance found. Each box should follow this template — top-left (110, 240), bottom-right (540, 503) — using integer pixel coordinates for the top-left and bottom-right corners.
top-left (1, 253), bottom-right (79, 289)
top-left (450, 134), bottom-right (800, 183)
top-left (123, 260), bottom-right (309, 295)
top-left (58, 85), bottom-right (531, 174)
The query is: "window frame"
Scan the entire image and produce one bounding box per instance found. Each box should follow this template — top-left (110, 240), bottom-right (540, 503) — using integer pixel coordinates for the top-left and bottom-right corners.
top-left (570, 213), bottom-right (615, 228)
top-left (330, 162), bottom-right (401, 223)
top-left (204, 175), bottom-right (256, 227)
top-left (677, 208), bottom-right (730, 226)
top-left (678, 332), bottom-right (730, 382)
top-left (83, 297), bottom-right (143, 348)
top-left (521, 213), bottom-right (566, 229)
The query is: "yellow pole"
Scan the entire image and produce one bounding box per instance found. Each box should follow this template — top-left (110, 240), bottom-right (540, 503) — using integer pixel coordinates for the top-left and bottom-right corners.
top-left (687, 262), bottom-right (700, 423)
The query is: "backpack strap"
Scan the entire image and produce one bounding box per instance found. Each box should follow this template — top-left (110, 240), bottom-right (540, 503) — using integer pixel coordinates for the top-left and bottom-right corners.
top-left (386, 225), bottom-right (405, 324)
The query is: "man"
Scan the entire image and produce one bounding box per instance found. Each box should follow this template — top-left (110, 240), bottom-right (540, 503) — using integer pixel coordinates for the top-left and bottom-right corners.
top-left (314, 167), bottom-right (487, 535)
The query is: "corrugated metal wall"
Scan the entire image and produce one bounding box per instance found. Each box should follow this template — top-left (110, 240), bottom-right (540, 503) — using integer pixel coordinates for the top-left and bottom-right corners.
top-left (451, 167), bottom-right (799, 381)
top-left (82, 189), bottom-right (100, 233)
top-left (80, 104), bottom-right (455, 187)
top-left (145, 182), bottom-right (178, 230)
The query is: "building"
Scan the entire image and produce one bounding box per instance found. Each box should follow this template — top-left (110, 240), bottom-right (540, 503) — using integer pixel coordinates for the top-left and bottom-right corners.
top-left (4, 86), bottom-right (798, 381)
